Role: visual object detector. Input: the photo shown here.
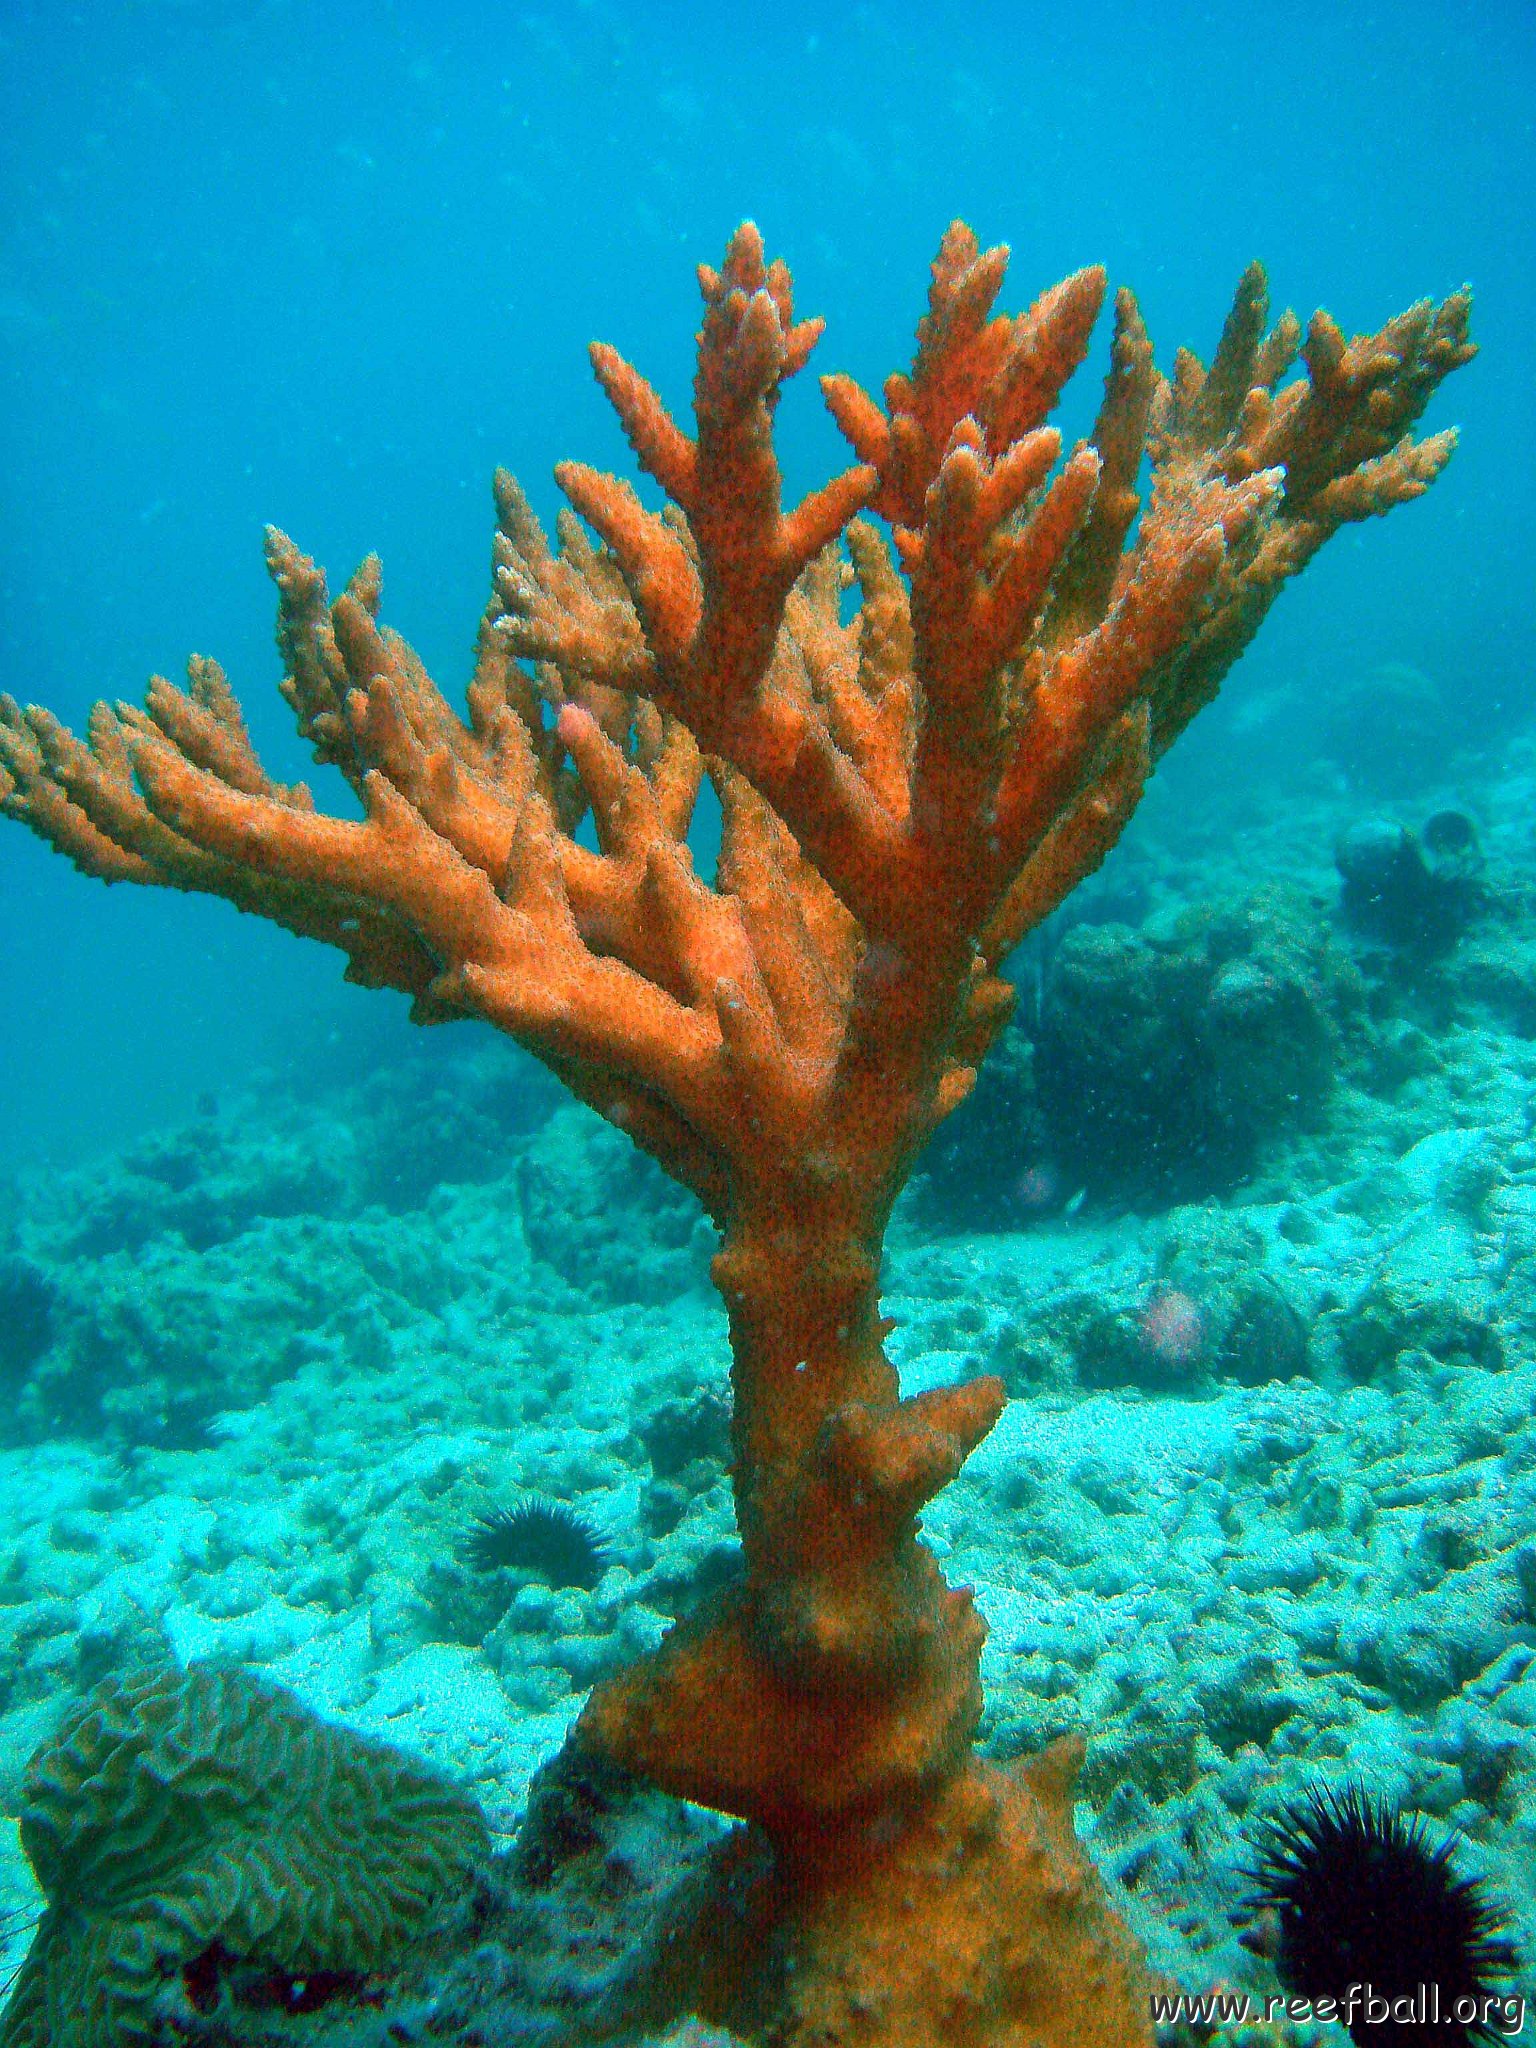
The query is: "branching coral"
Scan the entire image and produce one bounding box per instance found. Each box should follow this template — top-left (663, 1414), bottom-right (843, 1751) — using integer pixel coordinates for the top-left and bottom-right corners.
top-left (0, 224), bottom-right (1472, 2043)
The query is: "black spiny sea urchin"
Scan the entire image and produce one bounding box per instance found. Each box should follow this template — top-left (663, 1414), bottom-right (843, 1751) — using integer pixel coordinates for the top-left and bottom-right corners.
top-left (1244, 1782), bottom-right (1518, 2046)
top-left (465, 1498), bottom-right (612, 1591)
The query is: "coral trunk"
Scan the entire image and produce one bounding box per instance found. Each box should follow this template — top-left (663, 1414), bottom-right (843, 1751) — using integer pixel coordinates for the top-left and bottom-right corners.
top-left (570, 1216), bottom-right (1159, 2043)
top-left (580, 1206), bottom-right (1000, 1820)
top-left (617, 1744), bottom-right (1155, 2045)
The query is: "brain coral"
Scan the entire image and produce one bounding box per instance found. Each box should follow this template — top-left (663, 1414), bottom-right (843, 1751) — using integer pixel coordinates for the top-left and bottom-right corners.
top-left (0, 1660), bottom-right (490, 2046)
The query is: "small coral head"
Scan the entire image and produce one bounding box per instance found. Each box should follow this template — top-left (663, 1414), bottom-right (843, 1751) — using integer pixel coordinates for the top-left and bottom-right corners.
top-left (1011, 1161), bottom-right (1061, 1215)
top-left (1136, 1288), bottom-right (1204, 1369)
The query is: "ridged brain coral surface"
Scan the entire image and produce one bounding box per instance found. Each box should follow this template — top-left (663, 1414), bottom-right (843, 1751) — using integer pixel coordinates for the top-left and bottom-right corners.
top-left (0, 1661), bottom-right (490, 2047)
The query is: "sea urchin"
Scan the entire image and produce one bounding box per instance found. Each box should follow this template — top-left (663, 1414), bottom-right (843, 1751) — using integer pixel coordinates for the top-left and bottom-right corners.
top-left (464, 1497), bottom-right (612, 1592)
top-left (1244, 1782), bottom-right (1518, 2046)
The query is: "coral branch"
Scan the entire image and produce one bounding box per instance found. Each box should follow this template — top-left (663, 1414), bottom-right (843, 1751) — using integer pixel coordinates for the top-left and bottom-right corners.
top-left (0, 221), bottom-right (1473, 2047)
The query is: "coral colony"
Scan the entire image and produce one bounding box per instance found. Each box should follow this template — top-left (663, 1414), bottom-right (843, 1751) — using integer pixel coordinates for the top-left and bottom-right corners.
top-left (0, 226), bottom-right (1472, 2042)
top-left (2, 1664), bottom-right (488, 2044)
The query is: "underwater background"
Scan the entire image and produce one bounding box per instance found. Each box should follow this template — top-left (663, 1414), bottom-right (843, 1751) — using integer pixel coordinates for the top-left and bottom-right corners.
top-left (1, 0), bottom-right (1535, 2039)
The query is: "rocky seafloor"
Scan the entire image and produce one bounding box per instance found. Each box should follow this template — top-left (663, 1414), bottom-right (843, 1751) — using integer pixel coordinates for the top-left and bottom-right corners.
top-left (3, 691), bottom-right (1535, 2043)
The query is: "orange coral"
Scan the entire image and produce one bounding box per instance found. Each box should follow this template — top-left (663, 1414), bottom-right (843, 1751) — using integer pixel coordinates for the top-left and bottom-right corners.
top-left (0, 224), bottom-right (1472, 2043)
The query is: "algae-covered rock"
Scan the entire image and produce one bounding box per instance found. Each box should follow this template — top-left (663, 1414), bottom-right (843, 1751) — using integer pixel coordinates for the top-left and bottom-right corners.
top-left (517, 1104), bottom-right (714, 1306)
top-left (1034, 888), bottom-right (1350, 1205)
top-left (0, 1660), bottom-right (490, 2046)
top-left (1317, 1216), bottom-right (1503, 1380)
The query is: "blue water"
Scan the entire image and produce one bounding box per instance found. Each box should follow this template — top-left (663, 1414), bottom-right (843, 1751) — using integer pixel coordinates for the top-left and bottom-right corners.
top-left (0, 0), bottom-right (1531, 1158)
